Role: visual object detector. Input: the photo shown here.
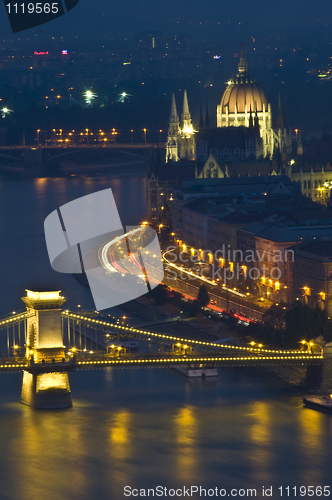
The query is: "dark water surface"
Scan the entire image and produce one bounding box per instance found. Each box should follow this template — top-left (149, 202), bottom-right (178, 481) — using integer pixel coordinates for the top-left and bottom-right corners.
top-left (1, 368), bottom-right (332, 500)
top-left (0, 170), bottom-right (331, 500)
top-left (0, 169), bottom-right (147, 314)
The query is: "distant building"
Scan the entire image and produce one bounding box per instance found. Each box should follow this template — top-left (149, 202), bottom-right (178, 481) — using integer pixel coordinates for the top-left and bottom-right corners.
top-left (165, 90), bottom-right (195, 162)
top-left (147, 174), bottom-right (170, 224)
top-left (172, 175), bottom-right (300, 235)
top-left (238, 223), bottom-right (332, 304)
top-left (170, 174), bottom-right (332, 302)
top-left (179, 198), bottom-right (274, 256)
top-left (293, 241), bottom-right (332, 315)
top-left (147, 162), bottom-right (196, 223)
top-left (166, 43), bottom-right (292, 163)
top-left (196, 152), bottom-right (278, 179)
top-left (196, 125), bottom-right (263, 163)
top-left (288, 140), bottom-right (332, 203)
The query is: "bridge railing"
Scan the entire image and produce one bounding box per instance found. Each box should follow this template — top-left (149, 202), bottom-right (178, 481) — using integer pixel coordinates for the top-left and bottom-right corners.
top-left (0, 311), bottom-right (34, 358)
top-left (74, 352), bottom-right (323, 369)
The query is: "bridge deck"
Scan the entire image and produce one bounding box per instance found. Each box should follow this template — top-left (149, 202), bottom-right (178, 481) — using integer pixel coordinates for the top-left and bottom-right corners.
top-left (0, 353), bottom-right (322, 372)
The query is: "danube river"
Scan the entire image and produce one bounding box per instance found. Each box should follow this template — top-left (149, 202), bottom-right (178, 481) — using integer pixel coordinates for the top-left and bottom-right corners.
top-left (0, 169), bottom-right (331, 500)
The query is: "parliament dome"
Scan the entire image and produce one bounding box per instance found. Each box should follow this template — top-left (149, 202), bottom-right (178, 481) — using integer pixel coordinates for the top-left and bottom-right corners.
top-left (220, 77), bottom-right (268, 114)
top-left (220, 43), bottom-right (268, 114)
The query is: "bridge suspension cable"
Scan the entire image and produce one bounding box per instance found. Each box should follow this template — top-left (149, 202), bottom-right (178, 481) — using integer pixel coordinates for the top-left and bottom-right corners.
top-left (0, 311), bottom-right (34, 357)
top-left (62, 311), bottom-right (316, 357)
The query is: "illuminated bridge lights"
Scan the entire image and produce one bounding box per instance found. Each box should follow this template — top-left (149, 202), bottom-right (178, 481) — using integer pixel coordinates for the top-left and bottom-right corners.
top-left (0, 352), bottom-right (322, 372)
top-left (0, 312), bottom-right (34, 328)
top-left (0, 364), bottom-right (27, 369)
top-left (75, 354), bottom-right (322, 368)
top-left (62, 312), bottom-right (315, 357)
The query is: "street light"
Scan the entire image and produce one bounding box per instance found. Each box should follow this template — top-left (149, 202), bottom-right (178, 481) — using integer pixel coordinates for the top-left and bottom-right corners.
top-left (37, 129), bottom-right (40, 146)
top-left (83, 89), bottom-right (97, 106)
top-left (302, 286), bottom-right (310, 304)
top-left (143, 128), bottom-right (147, 145)
top-left (1, 107), bottom-right (12, 118)
top-left (119, 92), bottom-right (131, 102)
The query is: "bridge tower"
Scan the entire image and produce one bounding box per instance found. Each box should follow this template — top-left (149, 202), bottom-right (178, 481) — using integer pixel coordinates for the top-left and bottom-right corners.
top-left (21, 290), bottom-right (73, 409)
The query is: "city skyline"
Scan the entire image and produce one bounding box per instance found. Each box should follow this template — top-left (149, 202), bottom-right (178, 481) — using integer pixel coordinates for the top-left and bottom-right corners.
top-left (0, 2), bottom-right (332, 499)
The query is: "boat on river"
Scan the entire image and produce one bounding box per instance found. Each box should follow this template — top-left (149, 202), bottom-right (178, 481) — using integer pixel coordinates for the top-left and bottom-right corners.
top-left (202, 365), bottom-right (218, 377)
top-left (173, 364), bottom-right (218, 378)
top-left (303, 395), bottom-right (332, 413)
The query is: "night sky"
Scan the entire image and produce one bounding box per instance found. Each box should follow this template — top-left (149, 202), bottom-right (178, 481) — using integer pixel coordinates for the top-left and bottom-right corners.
top-left (1, 0), bottom-right (332, 39)
top-left (0, 0), bottom-right (332, 135)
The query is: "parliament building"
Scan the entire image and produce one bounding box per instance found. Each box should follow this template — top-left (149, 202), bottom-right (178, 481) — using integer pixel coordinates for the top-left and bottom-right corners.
top-left (166, 43), bottom-right (292, 164)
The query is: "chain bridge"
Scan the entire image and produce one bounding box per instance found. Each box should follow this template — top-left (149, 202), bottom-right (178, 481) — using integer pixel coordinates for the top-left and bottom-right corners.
top-left (0, 289), bottom-right (328, 409)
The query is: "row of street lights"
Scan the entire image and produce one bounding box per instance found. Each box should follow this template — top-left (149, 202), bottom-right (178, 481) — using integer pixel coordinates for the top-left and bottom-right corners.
top-left (35, 128), bottom-right (162, 145)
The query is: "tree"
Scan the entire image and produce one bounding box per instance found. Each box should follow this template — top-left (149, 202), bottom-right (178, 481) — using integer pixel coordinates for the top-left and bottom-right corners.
top-left (171, 291), bottom-right (184, 307)
top-left (262, 302), bottom-right (287, 330)
top-left (150, 284), bottom-right (170, 305)
top-left (181, 299), bottom-right (201, 317)
top-left (197, 284), bottom-right (210, 308)
top-left (188, 299), bottom-right (201, 317)
top-left (285, 301), bottom-right (332, 347)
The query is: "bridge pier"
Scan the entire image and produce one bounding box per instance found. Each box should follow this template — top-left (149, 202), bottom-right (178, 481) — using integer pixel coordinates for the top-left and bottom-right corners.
top-left (319, 342), bottom-right (332, 393)
top-left (20, 290), bottom-right (73, 409)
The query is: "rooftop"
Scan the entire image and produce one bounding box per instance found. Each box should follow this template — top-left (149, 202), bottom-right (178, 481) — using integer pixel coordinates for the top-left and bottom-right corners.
top-left (241, 222), bottom-right (332, 243)
top-left (292, 240), bottom-right (332, 261)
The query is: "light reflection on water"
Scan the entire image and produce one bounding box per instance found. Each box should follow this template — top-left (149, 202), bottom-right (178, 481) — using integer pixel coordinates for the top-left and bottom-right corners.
top-left (174, 406), bottom-right (198, 482)
top-left (298, 406), bottom-right (325, 484)
top-left (1, 369), bottom-right (332, 500)
top-left (248, 401), bottom-right (272, 484)
top-left (0, 173), bottom-right (332, 499)
top-left (0, 170), bottom-right (147, 315)
top-left (109, 410), bottom-right (133, 490)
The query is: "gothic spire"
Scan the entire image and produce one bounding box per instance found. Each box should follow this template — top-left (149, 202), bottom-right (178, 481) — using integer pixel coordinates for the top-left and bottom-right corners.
top-left (276, 92), bottom-right (284, 130)
top-left (169, 92), bottom-right (178, 122)
top-left (297, 132), bottom-right (303, 155)
top-left (282, 98), bottom-right (289, 129)
top-left (205, 102), bottom-right (210, 129)
top-left (238, 40), bottom-right (248, 75)
top-left (181, 90), bottom-right (191, 121)
top-left (199, 104), bottom-right (204, 130)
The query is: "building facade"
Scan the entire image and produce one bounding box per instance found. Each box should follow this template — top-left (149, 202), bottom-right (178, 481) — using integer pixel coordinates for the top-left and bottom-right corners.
top-left (288, 162), bottom-right (332, 203)
top-left (293, 241), bottom-right (332, 316)
top-left (166, 43), bottom-right (292, 163)
top-left (165, 91), bottom-right (195, 162)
